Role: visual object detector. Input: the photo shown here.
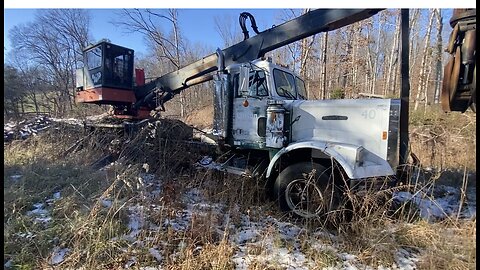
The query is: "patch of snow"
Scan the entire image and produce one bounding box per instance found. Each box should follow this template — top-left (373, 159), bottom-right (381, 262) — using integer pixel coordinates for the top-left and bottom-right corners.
top-left (101, 199), bottom-right (113, 208)
top-left (124, 256), bottom-right (137, 268)
top-left (4, 116), bottom-right (52, 142)
top-left (393, 183), bottom-right (476, 221)
top-left (163, 210), bottom-right (192, 231)
top-left (4, 260), bottom-right (13, 268)
top-left (338, 252), bottom-right (357, 261)
top-left (230, 211), bottom-right (316, 270)
top-left (16, 232), bottom-right (36, 239)
top-left (182, 188), bottom-right (203, 204)
top-left (394, 248), bottom-right (419, 270)
top-left (33, 202), bottom-right (44, 209)
top-left (35, 217), bottom-right (52, 223)
top-left (149, 248), bottom-right (163, 262)
top-left (128, 205), bottom-right (145, 237)
top-left (140, 173), bottom-right (162, 200)
top-left (10, 175), bottom-right (22, 181)
top-left (53, 192), bottom-right (61, 200)
top-left (50, 117), bottom-right (84, 126)
top-left (27, 203), bottom-right (49, 216)
top-left (234, 228), bottom-right (260, 244)
top-left (49, 247), bottom-right (70, 265)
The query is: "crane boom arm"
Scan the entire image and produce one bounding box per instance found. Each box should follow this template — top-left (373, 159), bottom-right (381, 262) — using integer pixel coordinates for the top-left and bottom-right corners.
top-left (134, 9), bottom-right (382, 108)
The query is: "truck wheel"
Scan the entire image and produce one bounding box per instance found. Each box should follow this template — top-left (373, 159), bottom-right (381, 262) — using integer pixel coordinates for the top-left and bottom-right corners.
top-left (274, 162), bottom-right (341, 219)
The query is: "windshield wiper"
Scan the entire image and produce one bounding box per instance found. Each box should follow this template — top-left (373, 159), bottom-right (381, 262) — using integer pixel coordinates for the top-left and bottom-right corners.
top-left (284, 90), bottom-right (297, 100)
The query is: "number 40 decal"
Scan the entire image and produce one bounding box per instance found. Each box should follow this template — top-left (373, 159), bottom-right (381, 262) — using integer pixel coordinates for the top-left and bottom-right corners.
top-left (361, 109), bottom-right (376, 119)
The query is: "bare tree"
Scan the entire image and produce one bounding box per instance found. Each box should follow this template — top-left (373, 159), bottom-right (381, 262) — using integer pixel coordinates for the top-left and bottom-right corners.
top-left (114, 9), bottom-right (192, 117)
top-left (385, 11), bottom-right (401, 96)
top-left (214, 14), bottom-right (243, 47)
top-left (321, 32), bottom-right (328, 99)
top-left (365, 13), bottom-right (383, 94)
top-left (114, 9), bottom-right (183, 70)
top-left (408, 9), bottom-right (421, 75)
top-left (414, 9), bottom-right (435, 111)
top-left (4, 65), bottom-right (26, 118)
top-left (433, 9), bottom-right (443, 104)
top-left (8, 9), bottom-right (91, 116)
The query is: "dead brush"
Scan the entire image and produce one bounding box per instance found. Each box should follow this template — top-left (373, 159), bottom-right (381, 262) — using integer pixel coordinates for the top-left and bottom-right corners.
top-left (192, 168), bottom-right (272, 214)
top-left (4, 123), bottom-right (130, 268)
top-left (322, 160), bottom-right (477, 269)
top-left (329, 177), bottom-right (401, 266)
top-left (410, 107), bottom-right (476, 171)
top-left (395, 219), bottom-right (476, 270)
top-left (187, 209), bottom-right (223, 245)
top-left (166, 239), bottom-right (235, 270)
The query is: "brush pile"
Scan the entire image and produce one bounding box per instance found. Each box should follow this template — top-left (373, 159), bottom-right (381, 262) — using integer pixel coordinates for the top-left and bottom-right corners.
top-left (4, 115), bottom-right (52, 142)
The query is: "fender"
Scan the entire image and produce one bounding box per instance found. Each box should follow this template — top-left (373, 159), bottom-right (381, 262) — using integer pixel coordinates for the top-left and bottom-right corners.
top-left (266, 140), bottom-right (395, 180)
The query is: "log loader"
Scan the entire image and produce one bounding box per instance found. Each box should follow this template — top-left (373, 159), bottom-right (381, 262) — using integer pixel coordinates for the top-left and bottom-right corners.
top-left (74, 9), bottom-right (474, 219)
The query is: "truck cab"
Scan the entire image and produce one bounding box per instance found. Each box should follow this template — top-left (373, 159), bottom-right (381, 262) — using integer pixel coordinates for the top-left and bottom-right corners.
top-left (224, 59), bottom-right (307, 150)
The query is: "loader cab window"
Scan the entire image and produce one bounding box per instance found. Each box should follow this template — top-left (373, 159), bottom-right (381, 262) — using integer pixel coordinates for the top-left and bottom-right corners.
top-left (103, 43), bottom-right (134, 90)
top-left (85, 46), bottom-right (103, 86)
top-left (86, 46), bottom-right (102, 70)
top-left (274, 69), bottom-right (297, 99)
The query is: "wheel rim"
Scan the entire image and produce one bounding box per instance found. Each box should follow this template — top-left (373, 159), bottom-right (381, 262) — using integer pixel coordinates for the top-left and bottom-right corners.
top-left (285, 178), bottom-right (329, 218)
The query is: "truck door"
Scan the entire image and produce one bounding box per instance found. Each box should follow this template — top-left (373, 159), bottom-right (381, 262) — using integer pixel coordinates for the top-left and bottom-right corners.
top-left (231, 67), bottom-right (269, 149)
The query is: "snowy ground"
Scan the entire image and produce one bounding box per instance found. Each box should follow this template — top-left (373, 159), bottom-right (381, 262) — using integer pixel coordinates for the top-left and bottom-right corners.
top-left (13, 167), bottom-right (473, 269)
top-left (393, 184), bottom-right (476, 222)
top-left (4, 118), bottom-right (476, 269)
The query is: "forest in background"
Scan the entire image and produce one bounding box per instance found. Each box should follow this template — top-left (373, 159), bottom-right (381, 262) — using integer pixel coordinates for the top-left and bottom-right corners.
top-left (4, 9), bottom-right (453, 119)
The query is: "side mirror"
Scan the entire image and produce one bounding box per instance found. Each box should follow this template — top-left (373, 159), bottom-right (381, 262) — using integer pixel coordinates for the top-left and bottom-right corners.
top-left (239, 65), bottom-right (250, 97)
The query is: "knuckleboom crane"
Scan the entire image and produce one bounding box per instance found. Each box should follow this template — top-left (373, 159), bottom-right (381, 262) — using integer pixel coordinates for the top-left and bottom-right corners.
top-left (75, 9), bottom-right (382, 117)
top-left (74, 9), bottom-right (474, 219)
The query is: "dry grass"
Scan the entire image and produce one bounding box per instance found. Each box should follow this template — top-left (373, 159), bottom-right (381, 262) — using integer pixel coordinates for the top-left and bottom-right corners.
top-left (182, 105), bottom-right (214, 130)
top-left (3, 107), bottom-right (476, 269)
top-left (410, 106), bottom-right (476, 172)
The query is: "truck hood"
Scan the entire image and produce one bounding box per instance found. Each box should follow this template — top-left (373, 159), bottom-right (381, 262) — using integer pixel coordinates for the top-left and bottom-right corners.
top-left (284, 99), bottom-right (396, 162)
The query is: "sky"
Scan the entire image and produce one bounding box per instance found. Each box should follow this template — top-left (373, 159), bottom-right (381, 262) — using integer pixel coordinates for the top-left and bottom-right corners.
top-left (3, 8), bottom-right (280, 59)
top-left (3, 0), bottom-right (475, 62)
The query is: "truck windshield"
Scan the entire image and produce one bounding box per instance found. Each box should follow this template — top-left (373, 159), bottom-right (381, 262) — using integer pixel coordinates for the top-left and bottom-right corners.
top-left (296, 77), bottom-right (307, 99)
top-left (273, 69), bottom-right (297, 99)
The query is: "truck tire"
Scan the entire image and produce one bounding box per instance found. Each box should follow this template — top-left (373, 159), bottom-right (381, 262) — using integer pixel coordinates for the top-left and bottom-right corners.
top-left (274, 161), bottom-right (341, 219)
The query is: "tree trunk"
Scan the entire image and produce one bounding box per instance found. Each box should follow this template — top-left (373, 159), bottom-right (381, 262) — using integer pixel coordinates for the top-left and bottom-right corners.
top-left (385, 12), bottom-right (401, 96)
top-left (299, 9), bottom-right (313, 81)
top-left (433, 9), bottom-right (443, 104)
top-left (322, 32), bottom-right (328, 99)
top-left (409, 9), bottom-right (420, 76)
top-left (414, 9), bottom-right (435, 111)
top-left (367, 15), bottom-right (382, 94)
top-left (32, 91), bottom-right (39, 114)
top-left (351, 25), bottom-right (358, 95)
top-left (168, 9), bottom-right (186, 118)
top-left (424, 59), bottom-right (433, 111)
